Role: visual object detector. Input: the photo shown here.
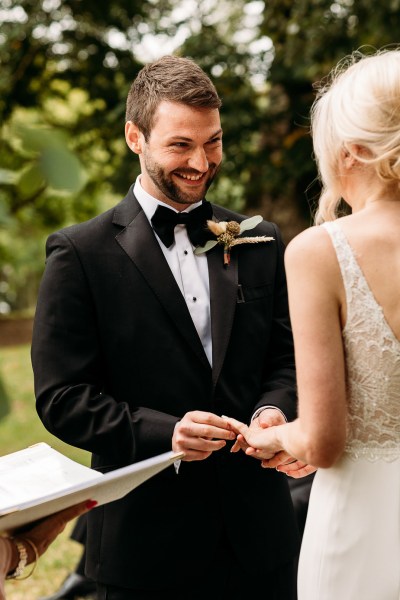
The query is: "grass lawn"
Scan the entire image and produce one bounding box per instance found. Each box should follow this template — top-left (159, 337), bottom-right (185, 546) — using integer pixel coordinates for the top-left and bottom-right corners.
top-left (0, 343), bottom-right (92, 599)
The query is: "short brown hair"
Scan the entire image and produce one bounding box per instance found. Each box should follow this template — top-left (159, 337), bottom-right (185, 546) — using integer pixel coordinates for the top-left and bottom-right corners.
top-left (125, 55), bottom-right (222, 139)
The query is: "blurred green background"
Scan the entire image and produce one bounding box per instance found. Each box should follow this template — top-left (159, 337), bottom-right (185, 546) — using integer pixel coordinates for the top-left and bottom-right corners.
top-left (1, 1), bottom-right (400, 597)
top-left (2, 0), bottom-right (400, 319)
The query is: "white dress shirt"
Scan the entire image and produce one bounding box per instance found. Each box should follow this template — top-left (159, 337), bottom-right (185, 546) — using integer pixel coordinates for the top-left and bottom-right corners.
top-left (133, 177), bottom-right (212, 365)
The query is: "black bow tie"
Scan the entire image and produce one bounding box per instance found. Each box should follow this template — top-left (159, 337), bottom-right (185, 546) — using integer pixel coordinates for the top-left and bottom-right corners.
top-left (151, 201), bottom-right (214, 248)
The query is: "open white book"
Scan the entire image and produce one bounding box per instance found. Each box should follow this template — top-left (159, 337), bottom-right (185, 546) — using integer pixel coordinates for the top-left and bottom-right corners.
top-left (0, 442), bottom-right (183, 533)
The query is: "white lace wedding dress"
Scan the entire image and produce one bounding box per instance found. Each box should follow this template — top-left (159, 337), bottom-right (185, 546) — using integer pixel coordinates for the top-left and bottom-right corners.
top-left (297, 221), bottom-right (400, 600)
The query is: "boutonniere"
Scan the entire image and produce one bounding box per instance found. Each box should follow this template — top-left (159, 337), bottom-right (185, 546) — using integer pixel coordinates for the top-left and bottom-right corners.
top-left (194, 215), bottom-right (274, 266)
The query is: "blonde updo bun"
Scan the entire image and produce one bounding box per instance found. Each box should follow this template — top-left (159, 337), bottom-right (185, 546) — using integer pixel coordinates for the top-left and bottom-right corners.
top-left (312, 47), bottom-right (400, 224)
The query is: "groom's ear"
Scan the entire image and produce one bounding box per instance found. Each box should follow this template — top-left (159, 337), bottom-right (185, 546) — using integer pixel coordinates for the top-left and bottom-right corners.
top-left (125, 122), bottom-right (143, 155)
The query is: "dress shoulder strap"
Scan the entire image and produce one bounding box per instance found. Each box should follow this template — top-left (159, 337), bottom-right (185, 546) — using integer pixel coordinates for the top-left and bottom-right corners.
top-left (321, 220), bottom-right (362, 295)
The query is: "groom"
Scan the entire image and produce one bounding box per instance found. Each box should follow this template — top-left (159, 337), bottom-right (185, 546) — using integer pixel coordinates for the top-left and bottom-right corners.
top-left (31, 55), bottom-right (299, 599)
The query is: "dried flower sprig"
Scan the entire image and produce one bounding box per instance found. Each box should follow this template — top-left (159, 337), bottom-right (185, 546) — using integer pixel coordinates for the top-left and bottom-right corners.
top-left (195, 215), bottom-right (274, 266)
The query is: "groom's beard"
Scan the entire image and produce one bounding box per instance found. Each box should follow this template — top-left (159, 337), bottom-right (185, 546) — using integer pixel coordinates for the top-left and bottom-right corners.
top-left (143, 154), bottom-right (220, 206)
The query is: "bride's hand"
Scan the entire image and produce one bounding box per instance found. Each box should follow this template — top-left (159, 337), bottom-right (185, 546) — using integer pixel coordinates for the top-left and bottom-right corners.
top-left (225, 415), bottom-right (282, 459)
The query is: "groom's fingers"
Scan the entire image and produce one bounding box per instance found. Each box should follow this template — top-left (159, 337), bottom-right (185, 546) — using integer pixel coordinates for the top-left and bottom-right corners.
top-left (260, 450), bottom-right (293, 468)
top-left (276, 461), bottom-right (317, 478)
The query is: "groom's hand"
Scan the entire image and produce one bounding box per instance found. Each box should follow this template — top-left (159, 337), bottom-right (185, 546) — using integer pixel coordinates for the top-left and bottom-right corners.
top-left (172, 411), bottom-right (236, 462)
top-left (262, 456), bottom-right (317, 478)
top-left (257, 407), bottom-right (286, 428)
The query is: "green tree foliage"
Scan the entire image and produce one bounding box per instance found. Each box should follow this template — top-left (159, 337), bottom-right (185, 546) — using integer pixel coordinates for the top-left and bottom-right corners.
top-left (2, 0), bottom-right (400, 312)
top-left (0, 0), bottom-right (149, 311)
top-left (254, 0), bottom-right (400, 234)
top-left (0, 0), bottom-right (150, 201)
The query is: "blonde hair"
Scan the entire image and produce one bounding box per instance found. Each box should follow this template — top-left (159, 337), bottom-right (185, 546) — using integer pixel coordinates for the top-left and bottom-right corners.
top-left (312, 48), bottom-right (400, 224)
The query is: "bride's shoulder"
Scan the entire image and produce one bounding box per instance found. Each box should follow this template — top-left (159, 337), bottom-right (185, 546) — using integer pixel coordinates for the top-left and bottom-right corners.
top-left (284, 224), bottom-right (342, 290)
top-left (285, 224), bottom-right (333, 263)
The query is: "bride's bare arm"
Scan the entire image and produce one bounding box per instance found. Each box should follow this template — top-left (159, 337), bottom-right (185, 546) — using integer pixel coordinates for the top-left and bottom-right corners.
top-left (227, 226), bottom-right (348, 469)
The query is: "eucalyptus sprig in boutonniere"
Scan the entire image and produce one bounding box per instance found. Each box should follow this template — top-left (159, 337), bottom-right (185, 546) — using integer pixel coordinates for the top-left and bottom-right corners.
top-left (194, 215), bottom-right (274, 266)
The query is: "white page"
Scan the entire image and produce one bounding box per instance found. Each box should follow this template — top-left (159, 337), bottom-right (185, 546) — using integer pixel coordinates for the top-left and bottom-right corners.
top-left (0, 443), bottom-right (101, 507)
top-left (0, 445), bottom-right (183, 532)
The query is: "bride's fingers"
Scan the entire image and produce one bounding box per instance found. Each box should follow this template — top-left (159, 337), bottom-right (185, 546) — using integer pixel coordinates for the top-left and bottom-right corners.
top-left (230, 434), bottom-right (249, 453)
top-left (247, 447), bottom-right (276, 460)
top-left (223, 416), bottom-right (249, 436)
top-left (230, 438), bottom-right (244, 452)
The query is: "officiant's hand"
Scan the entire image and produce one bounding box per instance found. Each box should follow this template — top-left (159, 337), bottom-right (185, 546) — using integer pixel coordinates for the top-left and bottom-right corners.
top-left (4, 500), bottom-right (97, 582)
top-left (14, 500), bottom-right (98, 563)
top-left (172, 411), bottom-right (236, 461)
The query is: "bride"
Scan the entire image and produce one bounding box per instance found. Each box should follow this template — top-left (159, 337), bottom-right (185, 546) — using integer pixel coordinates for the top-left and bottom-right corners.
top-left (226, 48), bottom-right (400, 600)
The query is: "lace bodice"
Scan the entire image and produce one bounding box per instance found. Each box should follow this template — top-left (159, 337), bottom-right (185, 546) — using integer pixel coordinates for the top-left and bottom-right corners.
top-left (323, 221), bottom-right (400, 461)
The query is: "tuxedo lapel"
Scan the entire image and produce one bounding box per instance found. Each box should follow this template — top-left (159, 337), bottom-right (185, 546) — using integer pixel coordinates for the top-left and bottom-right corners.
top-left (114, 198), bottom-right (210, 369)
top-left (208, 244), bottom-right (238, 388)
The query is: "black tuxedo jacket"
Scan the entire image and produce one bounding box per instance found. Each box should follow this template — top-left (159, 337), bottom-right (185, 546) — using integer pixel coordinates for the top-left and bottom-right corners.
top-left (32, 188), bottom-right (299, 589)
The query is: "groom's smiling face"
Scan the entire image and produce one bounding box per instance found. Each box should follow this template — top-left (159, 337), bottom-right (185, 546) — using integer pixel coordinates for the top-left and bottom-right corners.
top-left (132, 100), bottom-right (223, 210)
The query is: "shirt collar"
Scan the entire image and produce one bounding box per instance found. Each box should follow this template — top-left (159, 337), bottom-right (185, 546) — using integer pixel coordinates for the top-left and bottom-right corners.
top-left (133, 176), bottom-right (203, 224)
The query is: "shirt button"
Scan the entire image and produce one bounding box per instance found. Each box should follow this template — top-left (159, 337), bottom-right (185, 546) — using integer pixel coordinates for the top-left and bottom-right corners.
top-left (184, 250), bottom-right (188, 255)
top-left (193, 297), bottom-right (197, 302)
